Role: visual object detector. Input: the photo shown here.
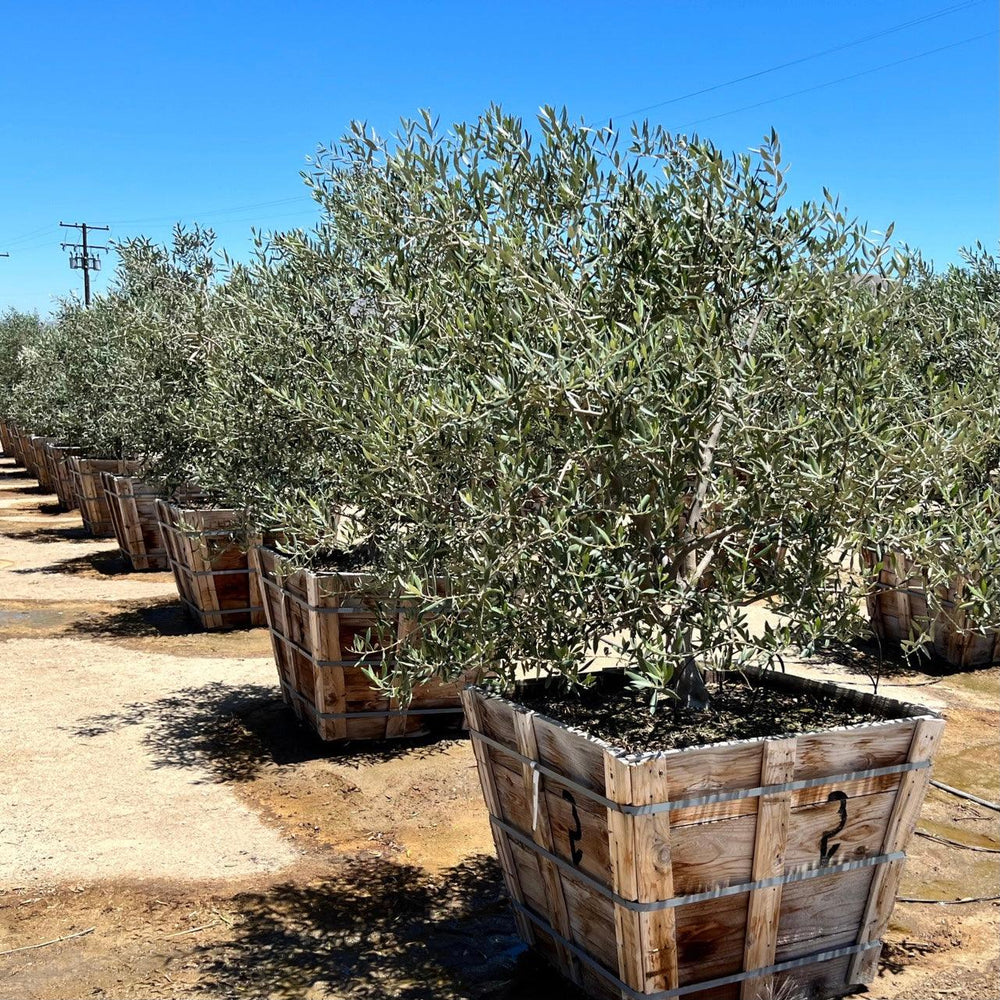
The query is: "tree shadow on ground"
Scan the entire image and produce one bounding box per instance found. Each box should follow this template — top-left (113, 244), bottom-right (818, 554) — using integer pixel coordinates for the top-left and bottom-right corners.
top-left (14, 549), bottom-right (135, 577)
top-left (822, 635), bottom-right (999, 683)
top-left (0, 523), bottom-right (93, 543)
top-left (193, 854), bottom-right (581, 1000)
top-left (3, 483), bottom-right (52, 495)
top-left (65, 681), bottom-right (464, 782)
top-left (70, 599), bottom-right (203, 638)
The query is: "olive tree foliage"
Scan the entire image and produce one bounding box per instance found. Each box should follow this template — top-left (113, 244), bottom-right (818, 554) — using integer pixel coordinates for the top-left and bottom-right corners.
top-left (0, 309), bottom-right (46, 425)
top-left (268, 107), bottom-right (917, 703)
top-left (181, 228), bottom-right (382, 536)
top-left (864, 245), bottom-right (1000, 640)
top-left (8, 227), bottom-right (218, 477)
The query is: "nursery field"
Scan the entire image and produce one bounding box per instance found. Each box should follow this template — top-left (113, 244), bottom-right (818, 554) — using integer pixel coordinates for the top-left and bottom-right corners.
top-left (1, 454), bottom-right (998, 999)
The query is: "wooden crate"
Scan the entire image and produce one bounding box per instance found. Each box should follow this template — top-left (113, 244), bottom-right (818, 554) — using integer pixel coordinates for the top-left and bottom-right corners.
top-left (0, 420), bottom-right (15, 459)
top-left (28, 436), bottom-right (57, 490)
top-left (68, 457), bottom-right (138, 536)
top-left (101, 473), bottom-right (169, 571)
top-left (864, 547), bottom-right (1000, 669)
top-left (45, 444), bottom-right (82, 512)
top-left (10, 425), bottom-right (31, 468)
top-left (463, 669), bottom-right (943, 1000)
top-left (252, 545), bottom-right (470, 741)
top-left (156, 500), bottom-right (265, 630)
top-left (19, 431), bottom-right (41, 477)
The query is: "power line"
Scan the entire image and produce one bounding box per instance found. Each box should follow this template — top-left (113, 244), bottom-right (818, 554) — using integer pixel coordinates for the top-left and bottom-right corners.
top-left (1, 223), bottom-right (60, 250)
top-left (670, 30), bottom-right (997, 132)
top-left (106, 195), bottom-right (312, 227)
top-left (600, 0), bottom-right (987, 123)
top-left (60, 221), bottom-right (110, 307)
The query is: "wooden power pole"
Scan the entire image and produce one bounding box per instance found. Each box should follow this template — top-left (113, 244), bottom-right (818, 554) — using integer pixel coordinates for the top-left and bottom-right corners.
top-left (60, 221), bottom-right (109, 306)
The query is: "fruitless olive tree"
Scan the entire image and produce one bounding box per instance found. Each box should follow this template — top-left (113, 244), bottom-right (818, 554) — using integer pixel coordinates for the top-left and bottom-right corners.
top-left (9, 226), bottom-right (219, 481)
top-left (182, 225), bottom-right (386, 537)
top-left (0, 309), bottom-right (46, 427)
top-left (863, 245), bottom-right (1000, 642)
top-left (275, 108), bottom-right (917, 706)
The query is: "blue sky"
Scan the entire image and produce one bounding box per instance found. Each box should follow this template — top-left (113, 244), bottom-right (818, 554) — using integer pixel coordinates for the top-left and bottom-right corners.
top-left (1, 0), bottom-right (997, 315)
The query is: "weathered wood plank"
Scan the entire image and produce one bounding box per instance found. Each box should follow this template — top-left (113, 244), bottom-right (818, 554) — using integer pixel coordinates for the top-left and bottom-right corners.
top-left (741, 737), bottom-right (795, 1000)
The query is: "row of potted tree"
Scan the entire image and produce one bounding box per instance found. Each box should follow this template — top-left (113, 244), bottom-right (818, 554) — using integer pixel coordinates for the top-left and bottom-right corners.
top-left (2, 108), bottom-right (997, 1000)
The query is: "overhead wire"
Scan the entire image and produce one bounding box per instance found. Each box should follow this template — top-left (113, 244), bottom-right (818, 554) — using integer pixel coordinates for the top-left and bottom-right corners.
top-left (600, 0), bottom-right (987, 123)
top-left (669, 30), bottom-right (997, 131)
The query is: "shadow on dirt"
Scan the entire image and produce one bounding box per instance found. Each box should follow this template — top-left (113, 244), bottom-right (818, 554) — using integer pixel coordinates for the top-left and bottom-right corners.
top-left (824, 635), bottom-right (1000, 683)
top-left (70, 599), bottom-right (201, 638)
top-left (4, 483), bottom-right (51, 496)
top-left (0, 523), bottom-right (93, 543)
top-left (66, 681), bottom-right (464, 782)
top-left (14, 549), bottom-right (136, 577)
top-left (37, 501), bottom-right (66, 515)
top-left (193, 855), bottom-right (579, 1000)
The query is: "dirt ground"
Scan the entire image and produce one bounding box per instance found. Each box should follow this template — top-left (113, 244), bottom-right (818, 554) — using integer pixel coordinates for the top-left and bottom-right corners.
top-left (1, 454), bottom-right (997, 1000)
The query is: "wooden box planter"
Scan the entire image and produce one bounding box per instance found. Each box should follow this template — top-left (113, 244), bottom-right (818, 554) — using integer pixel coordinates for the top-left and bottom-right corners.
top-left (156, 500), bottom-right (265, 630)
top-left (44, 443), bottom-right (82, 512)
top-left (251, 545), bottom-right (469, 741)
top-left (462, 670), bottom-right (943, 1000)
top-left (68, 457), bottom-right (139, 536)
top-left (864, 548), bottom-right (1000, 669)
top-left (29, 436), bottom-right (57, 490)
top-left (101, 473), bottom-right (169, 571)
top-left (20, 432), bottom-right (41, 478)
top-left (0, 420), bottom-right (15, 459)
top-left (11, 426), bottom-right (31, 468)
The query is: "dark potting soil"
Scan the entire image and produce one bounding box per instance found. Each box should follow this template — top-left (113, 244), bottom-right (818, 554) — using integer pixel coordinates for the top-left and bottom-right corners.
top-left (513, 673), bottom-right (884, 754)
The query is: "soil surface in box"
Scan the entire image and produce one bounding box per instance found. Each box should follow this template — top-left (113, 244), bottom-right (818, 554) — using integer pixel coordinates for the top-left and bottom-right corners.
top-left (514, 673), bottom-right (883, 753)
top-left (1, 453), bottom-right (998, 1000)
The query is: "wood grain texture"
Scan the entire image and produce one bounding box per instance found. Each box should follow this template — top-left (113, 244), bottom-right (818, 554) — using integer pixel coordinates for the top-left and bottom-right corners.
top-left (740, 738), bottom-right (795, 1000)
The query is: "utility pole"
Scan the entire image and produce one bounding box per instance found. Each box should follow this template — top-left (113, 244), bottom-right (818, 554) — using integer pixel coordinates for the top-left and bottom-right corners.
top-left (60, 221), bottom-right (109, 306)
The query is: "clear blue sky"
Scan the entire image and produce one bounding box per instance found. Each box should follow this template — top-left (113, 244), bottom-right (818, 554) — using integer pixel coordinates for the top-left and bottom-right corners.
top-left (1, 0), bottom-right (997, 315)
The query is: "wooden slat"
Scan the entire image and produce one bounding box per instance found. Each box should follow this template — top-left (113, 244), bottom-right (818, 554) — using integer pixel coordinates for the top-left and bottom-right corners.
top-left (632, 757), bottom-right (679, 993)
top-left (462, 690), bottom-right (535, 946)
top-left (846, 716), bottom-right (945, 985)
top-left (514, 709), bottom-right (581, 985)
top-left (605, 754), bottom-right (643, 995)
top-left (740, 737), bottom-right (795, 1000)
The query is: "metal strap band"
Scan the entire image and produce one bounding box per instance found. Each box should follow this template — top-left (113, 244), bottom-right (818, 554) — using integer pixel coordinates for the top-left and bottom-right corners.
top-left (510, 901), bottom-right (881, 1000)
top-left (280, 681), bottom-right (463, 721)
top-left (494, 813), bottom-right (904, 912)
top-left (258, 573), bottom-right (412, 615)
top-left (267, 627), bottom-right (393, 669)
top-left (470, 728), bottom-right (930, 816)
top-left (158, 521), bottom-right (241, 540)
top-left (173, 593), bottom-right (263, 619)
top-left (189, 567), bottom-right (255, 578)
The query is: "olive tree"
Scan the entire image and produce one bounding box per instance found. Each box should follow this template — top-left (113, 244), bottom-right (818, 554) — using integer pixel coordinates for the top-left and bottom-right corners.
top-left (266, 107), bottom-right (916, 706)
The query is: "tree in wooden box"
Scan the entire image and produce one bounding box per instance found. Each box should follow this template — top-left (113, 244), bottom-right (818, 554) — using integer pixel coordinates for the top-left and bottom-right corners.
top-left (860, 247), bottom-right (1000, 671)
top-left (286, 110), bottom-right (954, 998)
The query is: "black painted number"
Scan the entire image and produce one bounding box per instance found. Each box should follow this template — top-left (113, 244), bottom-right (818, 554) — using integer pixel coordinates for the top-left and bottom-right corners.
top-left (562, 790), bottom-right (584, 866)
top-left (819, 790), bottom-right (848, 866)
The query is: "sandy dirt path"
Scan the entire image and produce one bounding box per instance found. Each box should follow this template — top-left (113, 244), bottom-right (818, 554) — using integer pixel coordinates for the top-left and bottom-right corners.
top-left (0, 454), bottom-right (996, 1000)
